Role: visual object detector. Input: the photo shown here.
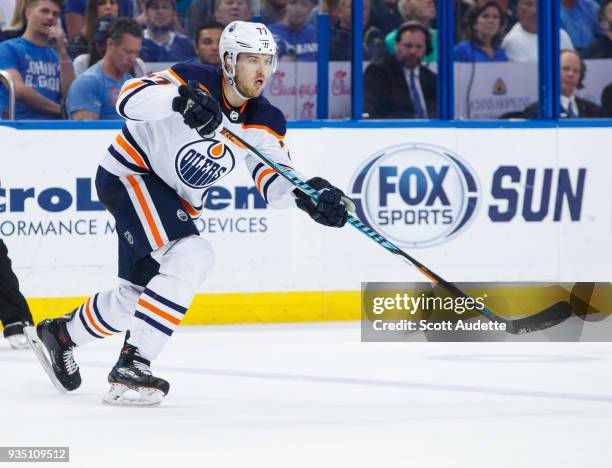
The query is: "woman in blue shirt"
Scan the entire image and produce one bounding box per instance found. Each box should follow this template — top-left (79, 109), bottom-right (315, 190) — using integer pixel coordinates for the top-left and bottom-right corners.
top-left (455, 1), bottom-right (508, 62)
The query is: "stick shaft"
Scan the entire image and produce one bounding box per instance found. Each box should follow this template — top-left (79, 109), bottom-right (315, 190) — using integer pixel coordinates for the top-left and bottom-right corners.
top-left (219, 127), bottom-right (502, 316)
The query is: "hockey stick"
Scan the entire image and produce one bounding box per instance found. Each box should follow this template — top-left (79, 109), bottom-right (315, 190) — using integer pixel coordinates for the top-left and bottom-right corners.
top-left (217, 126), bottom-right (571, 334)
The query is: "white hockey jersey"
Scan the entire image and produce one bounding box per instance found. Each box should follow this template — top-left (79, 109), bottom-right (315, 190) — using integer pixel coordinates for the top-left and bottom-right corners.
top-left (101, 62), bottom-right (299, 218)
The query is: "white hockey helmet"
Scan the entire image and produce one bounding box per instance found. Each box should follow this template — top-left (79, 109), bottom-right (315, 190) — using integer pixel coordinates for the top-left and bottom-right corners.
top-left (219, 21), bottom-right (278, 100)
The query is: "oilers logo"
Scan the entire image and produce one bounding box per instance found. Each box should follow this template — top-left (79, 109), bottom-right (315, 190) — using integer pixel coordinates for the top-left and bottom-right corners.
top-left (349, 143), bottom-right (480, 248)
top-left (175, 139), bottom-right (236, 189)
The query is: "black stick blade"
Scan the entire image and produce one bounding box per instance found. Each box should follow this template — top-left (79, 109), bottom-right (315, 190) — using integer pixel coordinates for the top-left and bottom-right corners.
top-left (506, 301), bottom-right (573, 334)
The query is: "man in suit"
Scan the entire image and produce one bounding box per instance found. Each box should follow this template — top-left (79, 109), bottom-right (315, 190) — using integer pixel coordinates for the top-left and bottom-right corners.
top-left (524, 49), bottom-right (604, 118)
top-left (364, 21), bottom-right (437, 119)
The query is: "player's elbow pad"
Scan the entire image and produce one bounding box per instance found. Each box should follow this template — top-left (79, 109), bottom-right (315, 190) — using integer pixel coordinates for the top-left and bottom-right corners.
top-left (116, 79), bottom-right (178, 121)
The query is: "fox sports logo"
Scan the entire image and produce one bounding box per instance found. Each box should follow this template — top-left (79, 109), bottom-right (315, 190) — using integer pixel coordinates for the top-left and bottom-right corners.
top-left (175, 139), bottom-right (235, 189)
top-left (349, 143), bottom-right (480, 248)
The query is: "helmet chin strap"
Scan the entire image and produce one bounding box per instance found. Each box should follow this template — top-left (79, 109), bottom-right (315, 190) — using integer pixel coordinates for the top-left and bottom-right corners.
top-left (223, 56), bottom-right (251, 102)
top-left (228, 75), bottom-right (250, 102)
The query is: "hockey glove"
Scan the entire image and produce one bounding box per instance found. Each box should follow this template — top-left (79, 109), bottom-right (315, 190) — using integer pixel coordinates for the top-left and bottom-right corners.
top-left (294, 177), bottom-right (356, 228)
top-left (172, 81), bottom-right (222, 137)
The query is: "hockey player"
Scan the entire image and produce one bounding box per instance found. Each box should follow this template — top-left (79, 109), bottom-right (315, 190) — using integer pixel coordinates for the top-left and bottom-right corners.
top-left (26, 20), bottom-right (354, 406)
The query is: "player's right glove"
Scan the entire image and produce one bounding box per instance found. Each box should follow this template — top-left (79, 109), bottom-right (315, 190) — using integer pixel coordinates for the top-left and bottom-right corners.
top-left (172, 81), bottom-right (222, 137)
top-left (294, 177), bottom-right (356, 228)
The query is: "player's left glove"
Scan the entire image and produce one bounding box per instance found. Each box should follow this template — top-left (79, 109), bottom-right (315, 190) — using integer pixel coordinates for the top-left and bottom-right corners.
top-left (294, 177), bottom-right (356, 228)
top-left (172, 81), bottom-right (222, 137)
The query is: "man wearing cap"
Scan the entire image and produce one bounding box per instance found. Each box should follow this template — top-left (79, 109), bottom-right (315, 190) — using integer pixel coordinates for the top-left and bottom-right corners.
top-left (140, 0), bottom-right (195, 62)
top-left (67, 17), bottom-right (143, 119)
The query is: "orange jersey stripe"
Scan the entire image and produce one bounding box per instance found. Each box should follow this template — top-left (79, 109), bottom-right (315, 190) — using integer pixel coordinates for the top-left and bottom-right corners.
top-left (167, 67), bottom-right (186, 85)
top-left (256, 168), bottom-right (276, 193)
top-left (241, 123), bottom-right (285, 140)
top-left (180, 197), bottom-right (200, 217)
top-left (126, 176), bottom-right (164, 248)
top-left (116, 135), bottom-right (148, 170)
top-left (85, 298), bottom-right (113, 337)
top-left (119, 80), bottom-right (146, 98)
top-left (138, 299), bottom-right (181, 326)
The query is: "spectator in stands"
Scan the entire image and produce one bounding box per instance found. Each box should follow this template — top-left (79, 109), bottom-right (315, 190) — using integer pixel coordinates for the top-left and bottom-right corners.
top-left (186, 20), bottom-right (224, 66)
top-left (260, 0), bottom-right (287, 25)
top-left (385, 0), bottom-right (437, 64)
top-left (370, 0), bottom-right (403, 36)
top-left (68, 0), bottom-right (120, 59)
top-left (523, 50), bottom-right (604, 118)
top-left (66, 17), bottom-right (142, 119)
top-left (269, 0), bottom-right (318, 61)
top-left (0, 0), bottom-right (16, 31)
top-left (455, 1), bottom-right (508, 62)
top-left (330, 0), bottom-right (386, 61)
top-left (140, 0), bottom-right (195, 62)
top-left (185, 0), bottom-right (216, 37)
top-left (65, 0), bottom-right (134, 40)
top-left (560, 0), bottom-right (602, 52)
top-left (364, 21), bottom-right (437, 118)
top-left (2, 0), bottom-right (28, 40)
top-left (174, 0), bottom-right (193, 25)
top-left (585, 0), bottom-right (612, 58)
top-left (601, 82), bottom-right (612, 117)
top-left (73, 15), bottom-right (146, 76)
top-left (502, 0), bottom-right (574, 62)
top-left (306, 0), bottom-right (341, 27)
top-left (0, 0), bottom-right (75, 120)
top-left (214, 0), bottom-right (252, 26)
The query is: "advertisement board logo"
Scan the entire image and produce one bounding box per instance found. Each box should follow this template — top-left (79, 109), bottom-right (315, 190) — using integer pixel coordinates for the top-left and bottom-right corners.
top-left (175, 139), bottom-right (235, 189)
top-left (349, 143), bottom-right (480, 248)
top-left (493, 78), bottom-right (507, 95)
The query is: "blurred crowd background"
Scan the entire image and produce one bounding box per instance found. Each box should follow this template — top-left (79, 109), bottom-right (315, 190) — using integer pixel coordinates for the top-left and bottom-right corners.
top-left (0, 0), bottom-right (610, 121)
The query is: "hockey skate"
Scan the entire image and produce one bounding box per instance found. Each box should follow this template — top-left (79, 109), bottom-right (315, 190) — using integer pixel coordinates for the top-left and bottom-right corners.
top-left (103, 343), bottom-right (169, 407)
top-left (24, 316), bottom-right (81, 393)
top-left (3, 321), bottom-right (31, 349)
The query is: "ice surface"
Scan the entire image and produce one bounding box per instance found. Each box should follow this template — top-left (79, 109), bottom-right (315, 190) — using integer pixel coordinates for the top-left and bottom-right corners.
top-left (1, 322), bottom-right (611, 467)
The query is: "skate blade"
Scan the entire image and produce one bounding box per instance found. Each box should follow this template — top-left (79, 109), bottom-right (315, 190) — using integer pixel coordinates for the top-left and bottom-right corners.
top-left (102, 383), bottom-right (165, 407)
top-left (23, 326), bottom-right (68, 394)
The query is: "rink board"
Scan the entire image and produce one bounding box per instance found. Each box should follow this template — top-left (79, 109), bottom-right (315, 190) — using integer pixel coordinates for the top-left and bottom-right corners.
top-left (0, 125), bottom-right (610, 323)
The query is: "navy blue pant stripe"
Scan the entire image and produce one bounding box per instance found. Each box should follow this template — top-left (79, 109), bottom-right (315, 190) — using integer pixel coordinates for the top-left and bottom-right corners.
top-left (92, 294), bottom-right (121, 333)
top-left (262, 173), bottom-right (280, 203)
top-left (143, 288), bottom-right (187, 314)
top-left (134, 311), bottom-right (173, 336)
top-left (251, 162), bottom-right (265, 180)
top-left (122, 126), bottom-right (152, 170)
top-left (108, 146), bottom-right (148, 174)
top-left (78, 306), bottom-right (103, 339)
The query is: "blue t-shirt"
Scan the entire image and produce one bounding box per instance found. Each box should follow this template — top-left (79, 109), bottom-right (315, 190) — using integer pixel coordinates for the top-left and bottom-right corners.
top-left (140, 33), bottom-right (195, 62)
top-left (454, 41), bottom-right (508, 62)
top-left (0, 37), bottom-right (62, 119)
top-left (66, 62), bottom-right (131, 119)
top-left (268, 22), bottom-right (318, 61)
top-left (560, 0), bottom-right (602, 50)
top-left (64, 0), bottom-right (133, 17)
